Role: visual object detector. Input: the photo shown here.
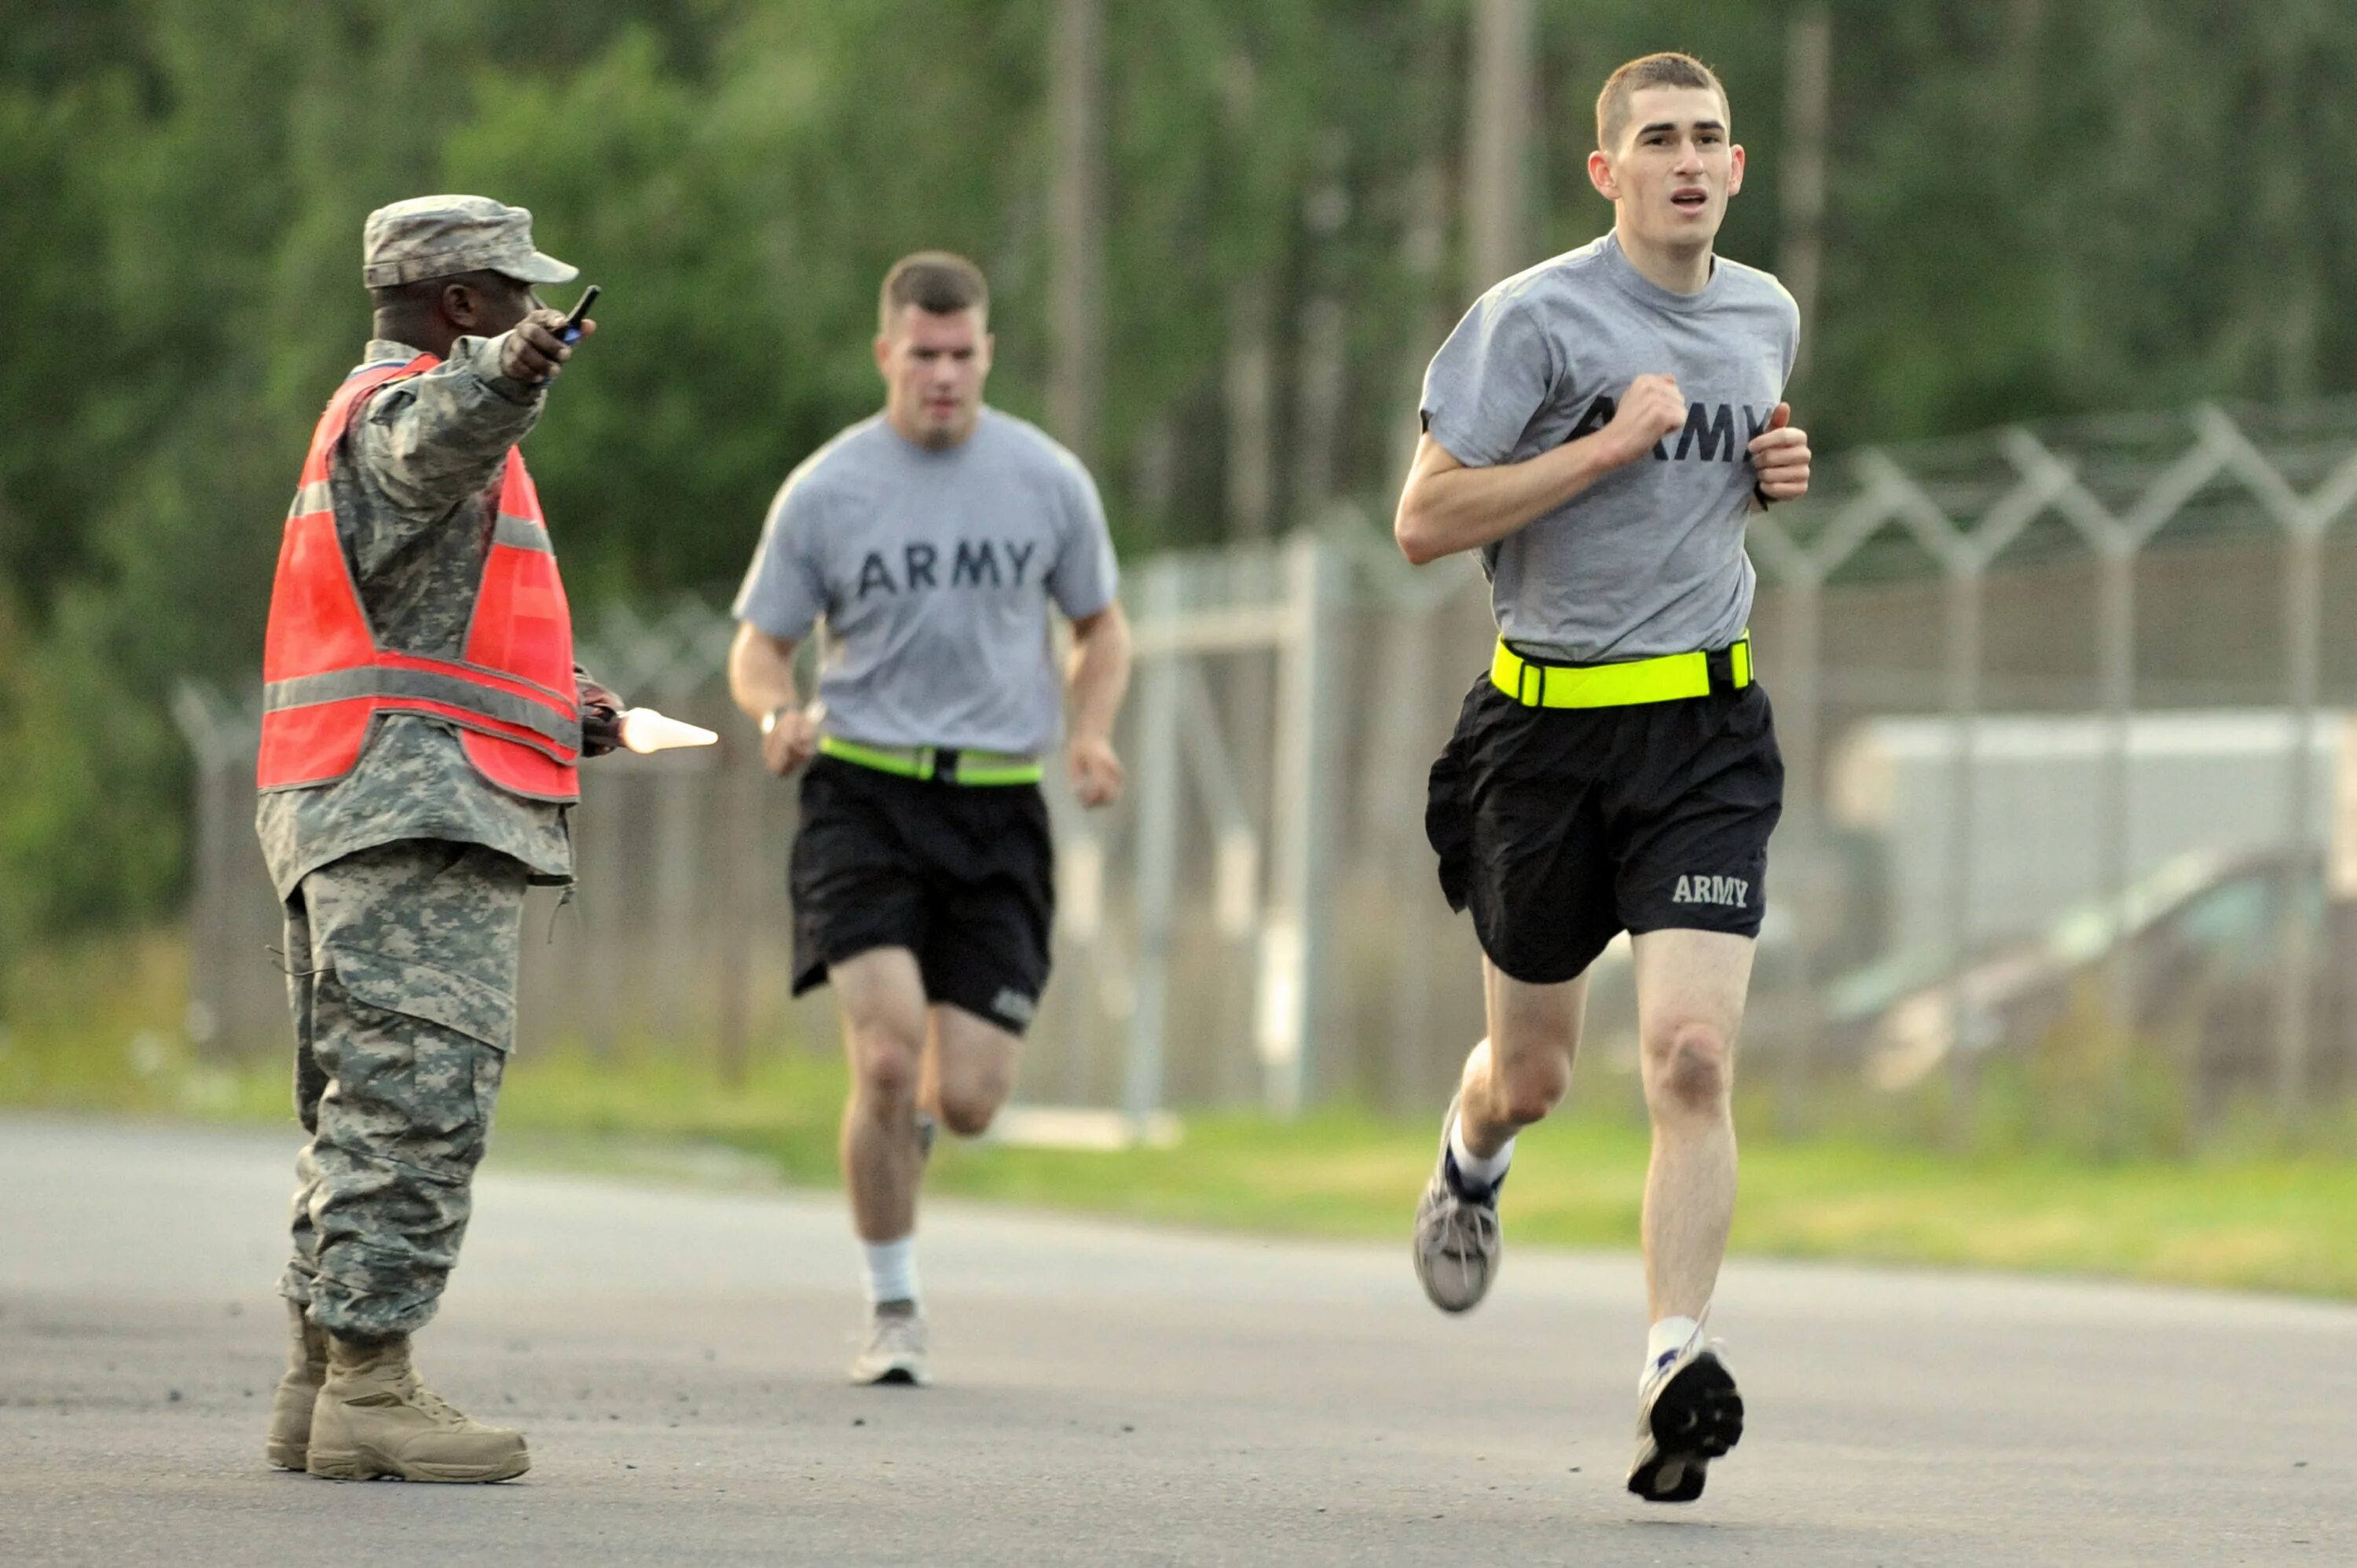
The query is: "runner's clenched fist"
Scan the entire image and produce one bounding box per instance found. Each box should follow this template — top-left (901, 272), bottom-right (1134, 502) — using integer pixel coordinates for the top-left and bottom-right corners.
top-left (1747, 401), bottom-right (1810, 502)
top-left (1605, 374), bottom-right (1689, 467)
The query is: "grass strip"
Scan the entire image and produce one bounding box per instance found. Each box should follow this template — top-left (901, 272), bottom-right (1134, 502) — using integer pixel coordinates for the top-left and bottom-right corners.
top-left (7, 933), bottom-right (2356, 1299)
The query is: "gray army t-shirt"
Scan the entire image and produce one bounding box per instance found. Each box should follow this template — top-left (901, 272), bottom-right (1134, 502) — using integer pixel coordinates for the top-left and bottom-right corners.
top-left (733, 408), bottom-right (1118, 757)
top-left (1420, 230), bottom-right (1799, 663)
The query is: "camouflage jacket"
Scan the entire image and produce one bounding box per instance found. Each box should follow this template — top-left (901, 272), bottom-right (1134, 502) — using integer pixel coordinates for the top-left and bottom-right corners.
top-left (255, 335), bottom-right (575, 899)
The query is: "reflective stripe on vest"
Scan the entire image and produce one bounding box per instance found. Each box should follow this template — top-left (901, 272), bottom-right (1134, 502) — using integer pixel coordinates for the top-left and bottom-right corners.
top-left (265, 665), bottom-right (581, 750)
top-left (256, 355), bottom-right (581, 801)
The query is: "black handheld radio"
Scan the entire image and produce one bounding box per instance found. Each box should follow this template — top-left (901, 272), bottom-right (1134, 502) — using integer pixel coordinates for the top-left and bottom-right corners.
top-left (558, 284), bottom-right (600, 345)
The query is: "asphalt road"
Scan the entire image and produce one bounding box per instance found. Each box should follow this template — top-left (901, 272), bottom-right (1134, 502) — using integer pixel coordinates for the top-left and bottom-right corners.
top-left (2, 1115), bottom-right (2351, 1566)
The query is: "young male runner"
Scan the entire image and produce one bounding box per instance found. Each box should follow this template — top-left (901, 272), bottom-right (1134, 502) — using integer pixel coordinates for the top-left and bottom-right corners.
top-left (728, 252), bottom-right (1131, 1386)
top-left (1395, 53), bottom-right (1812, 1502)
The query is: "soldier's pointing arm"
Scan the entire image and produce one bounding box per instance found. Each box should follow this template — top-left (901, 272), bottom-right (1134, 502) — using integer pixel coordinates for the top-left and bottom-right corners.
top-left (344, 332), bottom-right (552, 529)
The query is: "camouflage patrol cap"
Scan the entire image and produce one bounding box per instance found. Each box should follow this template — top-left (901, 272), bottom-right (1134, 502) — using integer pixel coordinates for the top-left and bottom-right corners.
top-left (361, 195), bottom-right (578, 288)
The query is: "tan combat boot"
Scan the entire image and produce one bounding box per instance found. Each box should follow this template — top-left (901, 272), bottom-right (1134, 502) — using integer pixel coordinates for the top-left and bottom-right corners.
top-left (265, 1301), bottom-right (328, 1470)
top-left (305, 1332), bottom-right (530, 1482)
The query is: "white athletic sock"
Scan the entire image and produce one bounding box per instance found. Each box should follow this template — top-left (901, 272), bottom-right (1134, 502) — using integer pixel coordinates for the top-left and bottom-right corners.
top-left (1643, 1315), bottom-right (1702, 1387)
top-left (862, 1236), bottom-right (919, 1306)
top-left (1447, 1112), bottom-right (1515, 1193)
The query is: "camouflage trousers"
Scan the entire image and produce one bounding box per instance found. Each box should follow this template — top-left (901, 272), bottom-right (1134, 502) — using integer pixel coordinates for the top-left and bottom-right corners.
top-left (277, 839), bottom-right (528, 1342)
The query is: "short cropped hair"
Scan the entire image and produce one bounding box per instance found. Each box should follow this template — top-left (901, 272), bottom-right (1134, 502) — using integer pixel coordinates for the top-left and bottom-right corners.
top-left (367, 268), bottom-right (522, 309)
top-left (1595, 53), bottom-right (1728, 151)
top-left (878, 251), bottom-right (989, 335)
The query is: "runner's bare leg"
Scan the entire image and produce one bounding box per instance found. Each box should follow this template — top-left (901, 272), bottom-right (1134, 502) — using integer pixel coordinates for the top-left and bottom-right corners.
top-left (831, 947), bottom-right (932, 1241)
top-left (922, 1003), bottom-right (1022, 1138)
top-left (1630, 929), bottom-right (1754, 1321)
top-left (1455, 958), bottom-right (1590, 1157)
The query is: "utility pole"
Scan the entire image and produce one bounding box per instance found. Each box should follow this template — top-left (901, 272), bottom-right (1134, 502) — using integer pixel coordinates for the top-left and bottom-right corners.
top-left (1778, 2), bottom-right (1831, 385)
top-left (1293, 130), bottom-right (1350, 524)
top-left (1222, 48), bottom-right (1274, 540)
top-left (1226, 278), bottom-right (1275, 540)
top-left (1389, 155), bottom-right (1450, 489)
top-left (1464, 0), bottom-right (1534, 296)
top-left (1388, 0), bottom-right (1457, 489)
top-left (1047, 0), bottom-right (1106, 467)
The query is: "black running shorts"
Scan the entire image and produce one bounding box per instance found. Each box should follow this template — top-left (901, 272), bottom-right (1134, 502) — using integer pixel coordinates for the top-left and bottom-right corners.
top-left (1425, 665), bottom-right (1784, 986)
top-left (788, 754), bottom-right (1055, 1035)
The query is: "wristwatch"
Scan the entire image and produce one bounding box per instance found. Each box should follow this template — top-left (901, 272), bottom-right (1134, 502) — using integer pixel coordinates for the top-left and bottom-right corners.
top-left (761, 704), bottom-right (791, 736)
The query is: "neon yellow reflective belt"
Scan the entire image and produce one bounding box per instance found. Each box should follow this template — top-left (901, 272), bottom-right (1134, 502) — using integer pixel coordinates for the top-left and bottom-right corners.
top-left (950, 757), bottom-right (1047, 786)
top-left (817, 735), bottom-right (1043, 786)
top-left (1490, 636), bottom-right (1752, 709)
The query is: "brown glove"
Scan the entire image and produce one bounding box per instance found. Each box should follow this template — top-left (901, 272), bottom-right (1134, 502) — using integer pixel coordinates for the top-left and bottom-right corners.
top-left (576, 665), bottom-right (626, 758)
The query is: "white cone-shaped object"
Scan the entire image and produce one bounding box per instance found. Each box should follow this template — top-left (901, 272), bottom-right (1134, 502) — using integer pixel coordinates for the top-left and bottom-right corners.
top-left (618, 707), bottom-right (718, 753)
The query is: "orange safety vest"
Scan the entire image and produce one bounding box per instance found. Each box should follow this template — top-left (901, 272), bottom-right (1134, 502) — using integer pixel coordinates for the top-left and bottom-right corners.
top-left (255, 355), bottom-right (581, 802)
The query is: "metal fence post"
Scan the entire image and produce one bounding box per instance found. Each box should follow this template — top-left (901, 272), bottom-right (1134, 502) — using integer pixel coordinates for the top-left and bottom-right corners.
top-left (1054, 814), bottom-right (1108, 1107)
top-left (577, 770), bottom-right (625, 1061)
top-left (1375, 599), bottom-right (1440, 1111)
top-left (1124, 561), bottom-right (1184, 1131)
top-left (2096, 548), bottom-right (2135, 1031)
top-left (1747, 513), bottom-right (1820, 1127)
top-left (170, 682), bottom-right (279, 1058)
top-left (1259, 533), bottom-right (1341, 1117)
top-left (1943, 566), bottom-right (1985, 1135)
top-left (2277, 526), bottom-right (2323, 1119)
top-left (170, 684), bottom-right (237, 1057)
top-left (715, 732), bottom-right (762, 1089)
top-left (1777, 574), bottom-right (1824, 1123)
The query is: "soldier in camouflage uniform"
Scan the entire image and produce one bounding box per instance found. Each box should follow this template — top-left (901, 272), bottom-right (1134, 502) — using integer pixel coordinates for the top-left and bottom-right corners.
top-left (258, 196), bottom-right (621, 1483)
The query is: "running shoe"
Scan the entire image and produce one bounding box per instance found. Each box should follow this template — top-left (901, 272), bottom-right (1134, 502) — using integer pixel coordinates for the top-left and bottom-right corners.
top-left (1412, 1090), bottom-right (1502, 1313)
top-left (1626, 1327), bottom-right (1743, 1503)
top-left (849, 1302), bottom-right (931, 1387)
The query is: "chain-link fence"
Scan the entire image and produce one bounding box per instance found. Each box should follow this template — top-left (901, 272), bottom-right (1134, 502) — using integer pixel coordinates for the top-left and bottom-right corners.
top-left (178, 397), bottom-right (2357, 1134)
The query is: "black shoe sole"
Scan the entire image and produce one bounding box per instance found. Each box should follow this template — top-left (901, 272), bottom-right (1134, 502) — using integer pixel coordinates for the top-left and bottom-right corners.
top-left (1627, 1352), bottom-right (1743, 1504)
